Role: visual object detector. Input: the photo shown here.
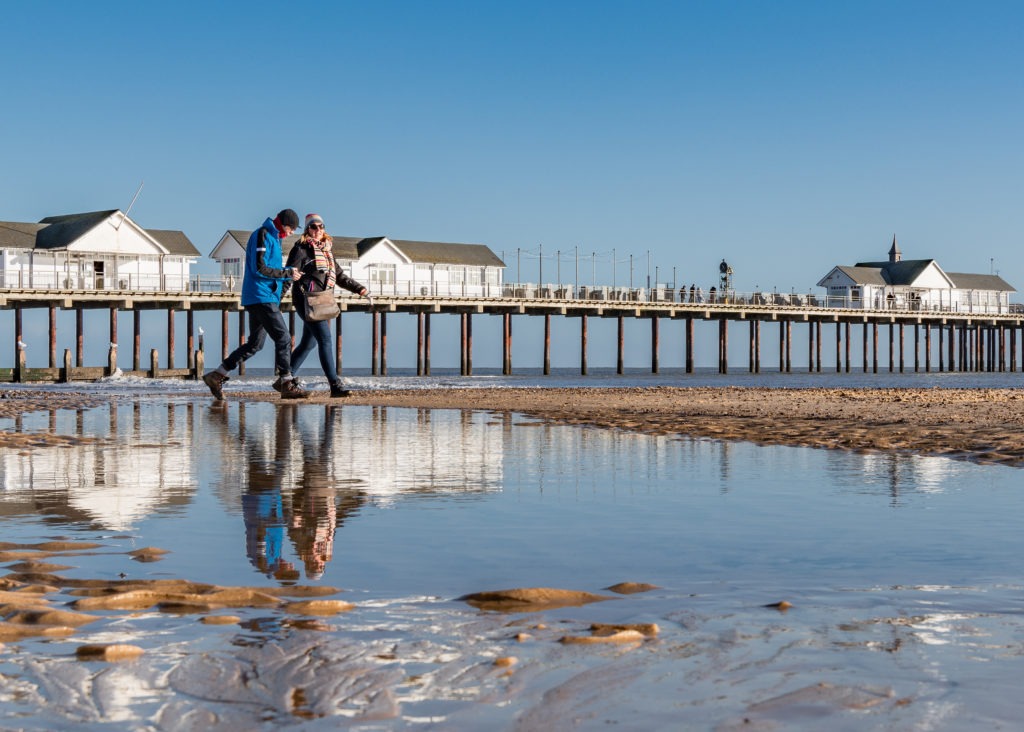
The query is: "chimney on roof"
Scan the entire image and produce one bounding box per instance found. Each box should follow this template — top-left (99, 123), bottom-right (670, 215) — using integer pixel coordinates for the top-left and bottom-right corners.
top-left (888, 235), bottom-right (901, 263)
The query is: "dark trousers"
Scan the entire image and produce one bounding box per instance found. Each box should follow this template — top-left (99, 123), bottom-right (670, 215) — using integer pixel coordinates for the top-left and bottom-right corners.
top-left (291, 317), bottom-right (338, 384)
top-left (222, 302), bottom-right (292, 376)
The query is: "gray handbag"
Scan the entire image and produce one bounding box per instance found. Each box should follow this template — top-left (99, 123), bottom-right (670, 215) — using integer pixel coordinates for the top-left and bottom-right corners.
top-left (304, 289), bottom-right (340, 321)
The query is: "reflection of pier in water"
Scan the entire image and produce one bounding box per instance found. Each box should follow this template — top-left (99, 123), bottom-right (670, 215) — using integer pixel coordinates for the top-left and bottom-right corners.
top-left (0, 402), bottom-right (197, 530)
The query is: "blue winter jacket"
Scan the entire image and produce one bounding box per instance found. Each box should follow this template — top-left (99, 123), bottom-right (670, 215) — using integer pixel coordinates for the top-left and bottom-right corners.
top-left (241, 218), bottom-right (291, 307)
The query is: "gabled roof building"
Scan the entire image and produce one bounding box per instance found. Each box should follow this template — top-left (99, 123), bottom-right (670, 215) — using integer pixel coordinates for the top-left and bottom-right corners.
top-left (210, 230), bottom-right (506, 296)
top-left (0, 210), bottom-right (199, 290)
top-left (817, 237), bottom-right (1014, 314)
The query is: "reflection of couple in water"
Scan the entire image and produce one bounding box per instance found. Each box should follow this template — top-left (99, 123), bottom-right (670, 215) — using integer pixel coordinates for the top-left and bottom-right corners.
top-left (215, 403), bottom-right (365, 581)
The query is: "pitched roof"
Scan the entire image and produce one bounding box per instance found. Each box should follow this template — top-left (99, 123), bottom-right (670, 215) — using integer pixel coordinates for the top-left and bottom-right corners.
top-left (834, 265), bottom-right (888, 286)
top-left (946, 272), bottom-right (1015, 292)
top-left (389, 239), bottom-right (506, 267)
top-left (0, 221), bottom-right (46, 249)
top-left (853, 259), bottom-right (937, 286)
top-left (35, 210), bottom-right (118, 250)
top-left (148, 229), bottom-right (200, 257)
top-left (221, 231), bottom-right (504, 267)
top-left (0, 211), bottom-right (198, 256)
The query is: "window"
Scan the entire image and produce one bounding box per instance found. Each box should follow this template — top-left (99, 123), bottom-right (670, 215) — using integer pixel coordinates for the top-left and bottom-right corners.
top-left (368, 263), bottom-right (395, 284)
top-left (450, 267), bottom-right (465, 284)
top-left (468, 268), bottom-right (482, 286)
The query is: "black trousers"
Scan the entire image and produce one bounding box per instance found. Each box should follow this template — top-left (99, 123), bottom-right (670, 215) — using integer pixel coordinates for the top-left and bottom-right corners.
top-left (222, 302), bottom-right (292, 376)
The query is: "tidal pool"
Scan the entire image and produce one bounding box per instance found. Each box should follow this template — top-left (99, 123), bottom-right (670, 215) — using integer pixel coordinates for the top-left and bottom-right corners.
top-left (1, 399), bottom-right (1023, 730)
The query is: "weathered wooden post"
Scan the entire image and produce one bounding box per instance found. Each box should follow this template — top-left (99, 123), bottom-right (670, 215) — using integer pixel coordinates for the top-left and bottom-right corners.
top-left (845, 322), bottom-right (851, 373)
top-left (187, 310), bottom-right (194, 371)
top-left (465, 313), bottom-right (472, 376)
top-left (652, 316), bottom-right (660, 374)
top-left (110, 306), bottom-right (118, 352)
top-left (372, 310), bottom-right (380, 376)
top-left (807, 321), bottom-right (814, 373)
top-left (503, 313), bottom-right (512, 376)
top-left (779, 321), bottom-right (785, 373)
top-left (1012, 326), bottom-right (1017, 373)
top-left (424, 312), bottom-right (431, 376)
top-left (48, 306), bottom-right (56, 369)
top-left (750, 320), bottom-right (756, 373)
top-left (460, 313), bottom-right (467, 376)
top-left (815, 321), bottom-right (822, 373)
top-left (862, 323), bottom-right (868, 373)
top-left (925, 324), bottom-right (931, 372)
top-left (61, 349), bottom-right (72, 383)
top-left (872, 322), bottom-right (878, 373)
top-left (195, 346), bottom-right (204, 378)
top-left (617, 315), bottom-right (624, 375)
top-left (107, 345), bottom-right (117, 376)
top-left (16, 347), bottom-right (25, 383)
top-left (889, 324), bottom-right (894, 372)
top-left (786, 321), bottom-right (792, 373)
top-left (167, 308), bottom-right (175, 370)
top-left (380, 312), bottom-right (388, 376)
top-left (754, 319), bottom-right (761, 373)
top-left (13, 307), bottom-right (23, 383)
top-left (913, 324), bottom-right (919, 373)
top-left (544, 313), bottom-right (552, 376)
top-left (221, 309), bottom-right (229, 362)
top-left (149, 349), bottom-right (160, 378)
top-left (237, 310), bottom-right (246, 377)
top-left (721, 318), bottom-right (728, 374)
top-left (835, 322), bottom-right (841, 373)
top-left (899, 323), bottom-right (905, 373)
top-left (75, 308), bottom-right (84, 366)
top-left (581, 314), bottom-right (588, 375)
top-left (417, 312), bottom-right (424, 376)
top-left (685, 317), bottom-right (694, 373)
top-left (133, 310), bottom-right (141, 372)
top-left (336, 313), bottom-right (343, 375)
top-left (938, 324), bottom-right (944, 372)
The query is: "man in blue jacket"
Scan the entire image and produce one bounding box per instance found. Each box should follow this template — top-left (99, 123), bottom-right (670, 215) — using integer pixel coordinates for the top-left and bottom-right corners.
top-left (203, 208), bottom-right (310, 400)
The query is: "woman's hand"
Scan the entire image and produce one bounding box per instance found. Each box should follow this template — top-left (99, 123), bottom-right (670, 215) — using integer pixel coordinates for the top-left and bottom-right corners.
top-left (290, 267), bottom-right (302, 282)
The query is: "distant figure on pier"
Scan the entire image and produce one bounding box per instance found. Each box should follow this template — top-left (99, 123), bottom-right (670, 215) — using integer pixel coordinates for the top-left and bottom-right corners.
top-left (287, 213), bottom-right (371, 398)
top-left (696, 286), bottom-right (704, 303)
top-left (203, 209), bottom-right (310, 400)
top-left (689, 284), bottom-right (696, 302)
top-left (709, 286), bottom-right (717, 303)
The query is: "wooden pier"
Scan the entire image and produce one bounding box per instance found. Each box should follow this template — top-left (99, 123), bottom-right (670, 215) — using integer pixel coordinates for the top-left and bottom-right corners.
top-left (1, 288), bottom-right (1022, 381)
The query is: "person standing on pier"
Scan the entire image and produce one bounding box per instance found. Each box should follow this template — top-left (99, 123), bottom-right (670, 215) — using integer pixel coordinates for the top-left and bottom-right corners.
top-left (203, 209), bottom-right (310, 400)
top-left (287, 213), bottom-right (371, 397)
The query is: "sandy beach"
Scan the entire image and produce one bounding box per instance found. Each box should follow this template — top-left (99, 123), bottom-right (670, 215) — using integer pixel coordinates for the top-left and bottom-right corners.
top-left (4, 385), bottom-right (1024, 466)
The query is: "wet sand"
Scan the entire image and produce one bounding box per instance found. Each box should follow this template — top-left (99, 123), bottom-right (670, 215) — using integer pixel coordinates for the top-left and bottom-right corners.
top-left (4, 386), bottom-right (1024, 465)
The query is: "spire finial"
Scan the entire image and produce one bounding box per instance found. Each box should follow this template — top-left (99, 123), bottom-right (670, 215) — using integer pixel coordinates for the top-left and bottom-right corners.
top-left (888, 235), bottom-right (901, 263)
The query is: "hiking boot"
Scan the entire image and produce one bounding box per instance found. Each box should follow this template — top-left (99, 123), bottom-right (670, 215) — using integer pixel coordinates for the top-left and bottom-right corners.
top-left (280, 379), bottom-right (310, 399)
top-left (273, 376), bottom-right (304, 393)
top-left (203, 371), bottom-right (229, 400)
top-left (330, 382), bottom-right (352, 398)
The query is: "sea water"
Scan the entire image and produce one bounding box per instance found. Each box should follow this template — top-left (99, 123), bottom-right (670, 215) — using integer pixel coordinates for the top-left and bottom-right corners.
top-left (0, 397), bottom-right (1023, 729)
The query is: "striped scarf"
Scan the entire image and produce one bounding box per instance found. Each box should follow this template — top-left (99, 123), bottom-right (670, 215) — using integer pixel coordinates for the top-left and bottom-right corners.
top-left (308, 236), bottom-right (336, 290)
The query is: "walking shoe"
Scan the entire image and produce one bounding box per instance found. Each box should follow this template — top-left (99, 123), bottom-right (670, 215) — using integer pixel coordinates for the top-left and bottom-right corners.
top-left (272, 376), bottom-right (304, 393)
top-left (330, 382), bottom-right (352, 398)
top-left (203, 371), bottom-right (229, 400)
top-left (280, 379), bottom-right (310, 399)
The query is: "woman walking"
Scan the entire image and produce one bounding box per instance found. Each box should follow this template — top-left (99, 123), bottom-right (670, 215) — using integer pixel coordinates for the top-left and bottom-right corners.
top-left (286, 213), bottom-right (370, 397)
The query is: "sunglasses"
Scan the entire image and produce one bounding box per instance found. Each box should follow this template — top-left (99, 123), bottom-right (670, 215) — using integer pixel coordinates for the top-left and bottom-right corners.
top-left (309, 223), bottom-right (324, 229)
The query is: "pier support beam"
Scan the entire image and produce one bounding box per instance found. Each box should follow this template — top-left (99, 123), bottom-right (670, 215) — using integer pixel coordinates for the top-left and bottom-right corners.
top-left (807, 321), bottom-right (814, 373)
top-left (899, 323), bottom-right (905, 373)
top-left (786, 321), bottom-right (792, 373)
top-left (862, 323), bottom-right (868, 373)
top-left (372, 311), bottom-right (380, 376)
top-left (48, 306), bottom-right (56, 369)
top-left (580, 314), bottom-right (588, 375)
top-left (381, 312), bottom-right (388, 376)
top-left (616, 315), bottom-right (624, 375)
top-left (685, 317), bottom-right (694, 373)
top-left (873, 323), bottom-right (878, 373)
top-left (14, 308), bottom-right (23, 381)
top-left (652, 317), bottom-right (660, 374)
top-left (815, 321), bottom-right (822, 372)
top-left (925, 324), bottom-right (931, 372)
top-left (417, 313), bottom-right (424, 376)
top-left (465, 313), bottom-right (472, 376)
top-left (237, 310), bottom-right (246, 376)
top-left (754, 320), bottom-right (761, 374)
top-left (938, 325), bottom-right (943, 372)
top-left (221, 310), bottom-right (229, 363)
top-left (187, 310), bottom-right (195, 371)
top-left (845, 322), bottom-right (851, 373)
top-left (914, 324), bottom-right (919, 373)
top-left (750, 321), bottom-right (755, 373)
top-left (718, 319), bottom-right (728, 374)
top-left (544, 314), bottom-right (551, 376)
top-left (1012, 327), bottom-right (1017, 372)
top-left (76, 308), bottom-right (84, 367)
top-left (336, 313), bottom-right (343, 375)
top-left (167, 308), bottom-right (175, 370)
top-left (779, 321), bottom-right (785, 373)
top-left (134, 310), bottom-right (141, 372)
top-left (424, 313), bottom-right (431, 376)
top-left (835, 322), bottom-right (841, 373)
top-left (889, 324), bottom-right (894, 373)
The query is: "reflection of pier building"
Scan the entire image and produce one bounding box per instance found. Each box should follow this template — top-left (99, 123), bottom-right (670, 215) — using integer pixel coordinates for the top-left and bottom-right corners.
top-left (0, 404), bottom-right (197, 530)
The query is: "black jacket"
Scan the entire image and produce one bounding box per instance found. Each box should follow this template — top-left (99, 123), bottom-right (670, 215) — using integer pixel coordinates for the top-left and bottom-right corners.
top-left (285, 239), bottom-right (367, 320)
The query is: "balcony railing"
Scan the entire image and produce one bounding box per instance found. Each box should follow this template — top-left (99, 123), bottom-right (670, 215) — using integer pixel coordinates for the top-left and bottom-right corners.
top-left (0, 270), bottom-right (1014, 315)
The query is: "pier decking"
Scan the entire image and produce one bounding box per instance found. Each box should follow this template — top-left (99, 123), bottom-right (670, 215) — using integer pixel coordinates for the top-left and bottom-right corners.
top-left (2, 286), bottom-right (1022, 382)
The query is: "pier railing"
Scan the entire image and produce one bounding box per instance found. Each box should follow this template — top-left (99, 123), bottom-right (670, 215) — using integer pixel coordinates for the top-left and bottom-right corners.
top-left (0, 271), bottom-right (1014, 315)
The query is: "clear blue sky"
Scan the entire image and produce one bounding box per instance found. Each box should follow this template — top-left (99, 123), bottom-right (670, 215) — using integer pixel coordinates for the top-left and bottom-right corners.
top-left (3, 1), bottom-right (1023, 370)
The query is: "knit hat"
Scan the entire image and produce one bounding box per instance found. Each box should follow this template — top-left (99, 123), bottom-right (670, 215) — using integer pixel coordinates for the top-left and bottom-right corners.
top-left (277, 208), bottom-right (300, 229)
top-left (305, 213), bottom-right (324, 228)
